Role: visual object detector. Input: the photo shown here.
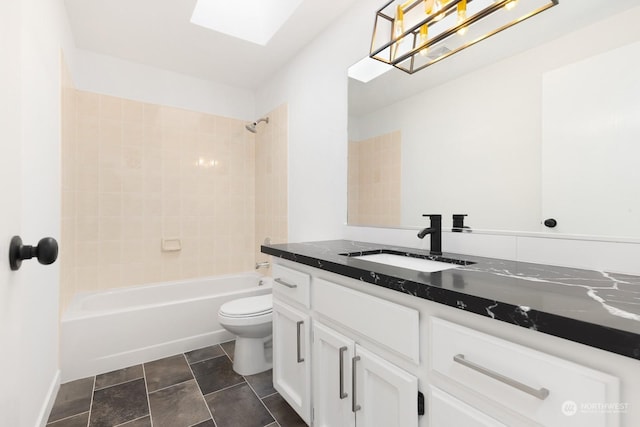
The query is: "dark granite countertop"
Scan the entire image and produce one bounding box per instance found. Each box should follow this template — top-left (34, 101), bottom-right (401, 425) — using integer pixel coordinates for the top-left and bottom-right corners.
top-left (262, 240), bottom-right (640, 360)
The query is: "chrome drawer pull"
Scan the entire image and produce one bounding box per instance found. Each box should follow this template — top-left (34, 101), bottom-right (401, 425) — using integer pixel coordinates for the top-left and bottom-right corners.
top-left (339, 346), bottom-right (348, 399)
top-left (453, 354), bottom-right (550, 400)
top-left (275, 278), bottom-right (297, 289)
top-left (296, 321), bottom-right (305, 363)
top-left (352, 356), bottom-right (361, 412)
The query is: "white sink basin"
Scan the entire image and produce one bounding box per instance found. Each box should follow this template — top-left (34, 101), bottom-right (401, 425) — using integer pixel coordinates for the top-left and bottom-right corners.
top-left (353, 253), bottom-right (459, 273)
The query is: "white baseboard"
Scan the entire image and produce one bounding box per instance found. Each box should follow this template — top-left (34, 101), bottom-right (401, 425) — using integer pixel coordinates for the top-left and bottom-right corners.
top-left (36, 369), bottom-right (60, 427)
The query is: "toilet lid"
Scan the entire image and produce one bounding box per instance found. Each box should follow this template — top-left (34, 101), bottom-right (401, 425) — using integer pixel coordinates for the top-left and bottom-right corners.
top-left (220, 294), bottom-right (272, 318)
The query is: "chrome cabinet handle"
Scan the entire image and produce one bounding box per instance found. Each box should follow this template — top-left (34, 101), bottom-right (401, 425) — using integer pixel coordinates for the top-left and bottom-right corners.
top-left (453, 354), bottom-right (550, 400)
top-left (296, 320), bottom-right (304, 363)
top-left (275, 278), bottom-right (297, 289)
top-left (352, 356), bottom-right (361, 412)
top-left (339, 346), bottom-right (348, 399)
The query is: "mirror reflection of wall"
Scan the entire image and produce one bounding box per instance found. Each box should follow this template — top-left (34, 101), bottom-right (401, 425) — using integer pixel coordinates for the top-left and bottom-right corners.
top-left (348, 130), bottom-right (402, 227)
top-left (348, 62), bottom-right (542, 232)
top-left (542, 40), bottom-right (640, 238)
top-left (348, 5), bottom-right (640, 239)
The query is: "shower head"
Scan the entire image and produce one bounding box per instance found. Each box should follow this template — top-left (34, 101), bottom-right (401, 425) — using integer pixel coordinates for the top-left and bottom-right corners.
top-left (245, 117), bottom-right (269, 134)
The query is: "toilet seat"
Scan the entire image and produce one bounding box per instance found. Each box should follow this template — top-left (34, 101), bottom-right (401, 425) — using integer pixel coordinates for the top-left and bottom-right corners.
top-left (219, 294), bottom-right (272, 318)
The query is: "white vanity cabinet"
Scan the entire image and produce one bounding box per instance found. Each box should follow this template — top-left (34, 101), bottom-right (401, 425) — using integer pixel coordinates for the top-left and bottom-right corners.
top-left (270, 258), bottom-right (625, 427)
top-left (311, 276), bottom-right (420, 427)
top-left (313, 321), bottom-right (419, 427)
top-left (271, 263), bottom-right (312, 424)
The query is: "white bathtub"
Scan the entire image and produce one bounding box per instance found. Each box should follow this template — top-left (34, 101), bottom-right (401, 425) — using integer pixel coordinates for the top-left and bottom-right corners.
top-left (61, 272), bottom-right (272, 382)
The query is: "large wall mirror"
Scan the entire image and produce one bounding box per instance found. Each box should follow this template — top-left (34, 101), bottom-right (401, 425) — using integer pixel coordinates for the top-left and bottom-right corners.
top-left (348, 0), bottom-right (640, 240)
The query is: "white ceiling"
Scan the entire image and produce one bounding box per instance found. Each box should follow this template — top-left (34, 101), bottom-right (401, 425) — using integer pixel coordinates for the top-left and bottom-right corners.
top-left (65, 0), bottom-right (640, 94)
top-left (64, 0), bottom-right (361, 90)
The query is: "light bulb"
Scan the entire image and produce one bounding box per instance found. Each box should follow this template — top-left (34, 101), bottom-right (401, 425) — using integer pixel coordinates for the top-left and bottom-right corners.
top-left (505, 0), bottom-right (518, 10)
top-left (433, 0), bottom-right (445, 22)
top-left (391, 5), bottom-right (405, 61)
top-left (394, 5), bottom-right (405, 40)
top-left (457, 0), bottom-right (467, 36)
top-left (424, 0), bottom-right (435, 14)
top-left (419, 24), bottom-right (429, 57)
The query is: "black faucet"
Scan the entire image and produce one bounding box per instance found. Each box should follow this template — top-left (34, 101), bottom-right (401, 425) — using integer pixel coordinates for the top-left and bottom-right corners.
top-left (417, 214), bottom-right (442, 255)
top-left (452, 214), bottom-right (470, 232)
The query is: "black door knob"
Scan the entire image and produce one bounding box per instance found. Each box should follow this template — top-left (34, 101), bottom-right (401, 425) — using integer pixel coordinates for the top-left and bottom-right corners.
top-left (543, 218), bottom-right (558, 228)
top-left (9, 236), bottom-right (59, 271)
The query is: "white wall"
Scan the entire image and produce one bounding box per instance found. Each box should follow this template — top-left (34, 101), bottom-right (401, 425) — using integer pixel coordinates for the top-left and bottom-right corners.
top-left (71, 48), bottom-right (255, 121)
top-left (255, 0), bottom-right (382, 242)
top-left (0, 0), bottom-right (76, 425)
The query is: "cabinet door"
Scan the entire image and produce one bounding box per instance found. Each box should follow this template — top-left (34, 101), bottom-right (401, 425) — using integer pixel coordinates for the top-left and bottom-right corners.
top-left (429, 386), bottom-right (507, 427)
top-left (313, 322), bottom-right (356, 427)
top-left (273, 300), bottom-right (311, 424)
top-left (354, 345), bottom-right (418, 427)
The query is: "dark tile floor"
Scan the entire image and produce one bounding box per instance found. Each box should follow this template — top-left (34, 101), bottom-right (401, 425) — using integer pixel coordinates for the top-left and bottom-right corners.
top-left (47, 341), bottom-right (306, 427)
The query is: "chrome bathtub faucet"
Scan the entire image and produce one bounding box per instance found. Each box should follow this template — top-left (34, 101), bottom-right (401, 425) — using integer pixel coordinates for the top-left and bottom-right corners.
top-left (255, 261), bottom-right (270, 270)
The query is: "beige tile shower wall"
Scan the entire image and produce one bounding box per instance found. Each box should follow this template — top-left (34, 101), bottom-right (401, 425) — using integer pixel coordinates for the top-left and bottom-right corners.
top-left (61, 90), bottom-right (256, 312)
top-left (347, 130), bottom-right (401, 227)
top-left (61, 57), bottom-right (77, 312)
top-left (255, 104), bottom-right (288, 268)
top-left (347, 140), bottom-right (360, 224)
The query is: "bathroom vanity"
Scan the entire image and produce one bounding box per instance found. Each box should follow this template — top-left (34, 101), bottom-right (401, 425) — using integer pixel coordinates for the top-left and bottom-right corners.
top-left (262, 240), bottom-right (640, 427)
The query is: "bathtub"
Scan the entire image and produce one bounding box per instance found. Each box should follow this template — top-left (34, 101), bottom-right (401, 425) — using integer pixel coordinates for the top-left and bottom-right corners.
top-left (61, 272), bottom-right (272, 382)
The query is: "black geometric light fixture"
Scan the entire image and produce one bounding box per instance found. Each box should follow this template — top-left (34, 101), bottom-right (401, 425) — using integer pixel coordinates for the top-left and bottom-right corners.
top-left (370, 0), bottom-right (559, 74)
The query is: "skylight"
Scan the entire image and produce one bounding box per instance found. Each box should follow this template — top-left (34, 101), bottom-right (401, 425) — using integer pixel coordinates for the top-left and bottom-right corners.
top-left (191, 0), bottom-right (304, 46)
top-left (348, 56), bottom-right (393, 83)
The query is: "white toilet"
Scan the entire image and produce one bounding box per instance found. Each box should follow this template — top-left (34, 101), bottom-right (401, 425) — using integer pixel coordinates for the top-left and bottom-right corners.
top-left (218, 294), bottom-right (273, 375)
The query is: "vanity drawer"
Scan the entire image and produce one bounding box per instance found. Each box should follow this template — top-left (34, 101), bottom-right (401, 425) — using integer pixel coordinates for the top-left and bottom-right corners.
top-left (272, 263), bottom-right (311, 308)
top-left (430, 318), bottom-right (619, 427)
top-left (313, 278), bottom-right (419, 363)
top-left (429, 386), bottom-right (507, 427)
